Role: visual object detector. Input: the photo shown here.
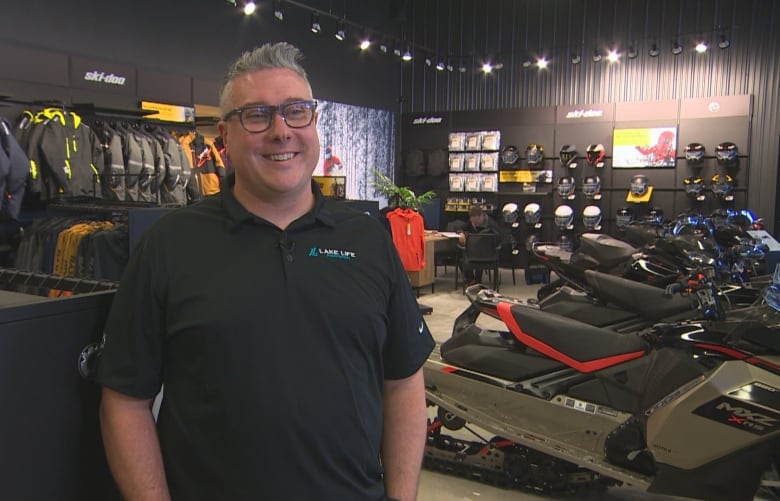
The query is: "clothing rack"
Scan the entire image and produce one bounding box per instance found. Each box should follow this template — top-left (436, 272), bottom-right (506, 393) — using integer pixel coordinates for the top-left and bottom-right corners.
top-left (0, 267), bottom-right (119, 293)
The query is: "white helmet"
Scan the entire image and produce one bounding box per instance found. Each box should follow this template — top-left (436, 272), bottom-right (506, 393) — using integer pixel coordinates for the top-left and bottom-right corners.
top-left (554, 204), bottom-right (574, 229)
top-left (582, 205), bottom-right (602, 230)
top-left (502, 202), bottom-right (520, 224)
top-left (523, 203), bottom-right (541, 225)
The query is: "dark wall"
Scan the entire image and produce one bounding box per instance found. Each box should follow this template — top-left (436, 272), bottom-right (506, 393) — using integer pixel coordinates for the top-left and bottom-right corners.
top-left (0, 1), bottom-right (402, 111)
top-left (401, 0), bottom-right (780, 234)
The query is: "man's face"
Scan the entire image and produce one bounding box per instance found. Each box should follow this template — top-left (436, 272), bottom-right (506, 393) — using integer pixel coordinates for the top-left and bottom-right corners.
top-left (219, 68), bottom-right (320, 201)
top-left (470, 213), bottom-right (486, 227)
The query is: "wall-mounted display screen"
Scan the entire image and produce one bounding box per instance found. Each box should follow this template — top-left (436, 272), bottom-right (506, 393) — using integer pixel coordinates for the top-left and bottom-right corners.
top-left (612, 126), bottom-right (677, 168)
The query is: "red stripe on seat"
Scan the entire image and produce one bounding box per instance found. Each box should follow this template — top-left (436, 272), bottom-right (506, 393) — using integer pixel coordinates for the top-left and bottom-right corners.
top-left (496, 302), bottom-right (645, 373)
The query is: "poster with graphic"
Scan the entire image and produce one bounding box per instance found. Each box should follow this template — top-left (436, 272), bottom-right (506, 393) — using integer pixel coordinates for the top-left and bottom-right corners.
top-left (612, 127), bottom-right (677, 167)
top-left (314, 100), bottom-right (395, 204)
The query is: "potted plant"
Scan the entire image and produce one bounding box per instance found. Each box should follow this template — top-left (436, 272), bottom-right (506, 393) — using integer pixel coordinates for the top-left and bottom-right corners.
top-left (372, 170), bottom-right (437, 210)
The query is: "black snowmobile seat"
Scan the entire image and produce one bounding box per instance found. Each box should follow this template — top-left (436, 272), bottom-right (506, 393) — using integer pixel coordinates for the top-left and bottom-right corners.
top-left (496, 303), bottom-right (649, 373)
top-left (584, 270), bottom-right (697, 321)
top-left (578, 233), bottom-right (637, 268)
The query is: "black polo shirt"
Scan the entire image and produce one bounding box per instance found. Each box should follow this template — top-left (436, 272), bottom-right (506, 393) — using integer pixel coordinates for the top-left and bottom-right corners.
top-left (95, 178), bottom-right (435, 501)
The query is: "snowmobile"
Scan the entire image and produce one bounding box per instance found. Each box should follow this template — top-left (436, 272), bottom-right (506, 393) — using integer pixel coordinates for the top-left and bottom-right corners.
top-left (423, 275), bottom-right (780, 501)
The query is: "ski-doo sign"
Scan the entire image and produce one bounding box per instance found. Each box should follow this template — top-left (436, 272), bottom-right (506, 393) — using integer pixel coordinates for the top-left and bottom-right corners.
top-left (83, 71), bottom-right (127, 86)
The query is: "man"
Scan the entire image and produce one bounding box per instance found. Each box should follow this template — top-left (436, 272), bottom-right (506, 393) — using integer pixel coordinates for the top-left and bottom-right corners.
top-left (95, 42), bottom-right (434, 501)
top-left (323, 145), bottom-right (344, 175)
top-left (457, 205), bottom-right (501, 285)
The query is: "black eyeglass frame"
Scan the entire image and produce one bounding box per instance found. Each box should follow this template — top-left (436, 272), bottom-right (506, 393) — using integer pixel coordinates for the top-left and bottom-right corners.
top-left (223, 100), bottom-right (318, 133)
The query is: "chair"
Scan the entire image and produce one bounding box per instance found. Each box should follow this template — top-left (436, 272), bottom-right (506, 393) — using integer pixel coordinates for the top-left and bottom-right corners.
top-left (458, 232), bottom-right (501, 291)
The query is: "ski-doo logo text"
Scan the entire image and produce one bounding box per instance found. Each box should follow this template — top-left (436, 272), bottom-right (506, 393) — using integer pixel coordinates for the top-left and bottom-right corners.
top-left (308, 247), bottom-right (356, 260)
top-left (693, 397), bottom-right (780, 435)
top-left (84, 71), bottom-right (127, 86)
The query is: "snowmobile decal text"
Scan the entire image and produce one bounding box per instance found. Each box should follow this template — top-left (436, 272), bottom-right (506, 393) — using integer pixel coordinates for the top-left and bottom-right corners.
top-left (693, 396), bottom-right (780, 435)
top-left (308, 247), bottom-right (356, 260)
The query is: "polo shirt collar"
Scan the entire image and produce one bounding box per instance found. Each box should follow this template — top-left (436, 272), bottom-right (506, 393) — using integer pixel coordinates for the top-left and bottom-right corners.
top-left (221, 172), bottom-right (336, 230)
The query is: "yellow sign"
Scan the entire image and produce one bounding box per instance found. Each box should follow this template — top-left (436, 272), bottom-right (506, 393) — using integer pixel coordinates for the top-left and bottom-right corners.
top-left (499, 170), bottom-right (536, 183)
top-left (141, 101), bottom-right (195, 123)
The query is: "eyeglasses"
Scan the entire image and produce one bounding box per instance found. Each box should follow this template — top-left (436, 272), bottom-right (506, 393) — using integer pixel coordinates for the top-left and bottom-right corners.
top-left (223, 100), bottom-right (318, 133)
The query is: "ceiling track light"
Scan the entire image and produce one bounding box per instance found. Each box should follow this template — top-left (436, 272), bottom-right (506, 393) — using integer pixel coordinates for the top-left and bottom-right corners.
top-left (378, 40), bottom-right (388, 53)
top-left (273, 0), bottom-right (284, 20)
top-left (649, 43), bottom-right (660, 57)
top-left (243, 1), bottom-right (256, 16)
top-left (334, 20), bottom-right (345, 41)
top-left (695, 41), bottom-right (708, 53)
top-left (671, 41), bottom-right (683, 55)
top-left (592, 49), bottom-right (602, 62)
top-left (627, 44), bottom-right (638, 59)
top-left (359, 37), bottom-right (371, 50)
top-left (446, 59), bottom-right (454, 72)
top-left (536, 57), bottom-right (548, 70)
top-left (310, 13), bottom-right (321, 34)
top-left (401, 46), bottom-right (412, 61)
top-left (522, 57), bottom-right (532, 68)
top-left (435, 60), bottom-right (445, 71)
top-left (718, 33), bottom-right (731, 49)
top-left (571, 53), bottom-right (581, 64)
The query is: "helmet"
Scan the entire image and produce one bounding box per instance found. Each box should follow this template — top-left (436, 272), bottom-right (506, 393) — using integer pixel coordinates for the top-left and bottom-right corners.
top-left (646, 207), bottom-right (665, 225)
top-left (500, 145), bottom-right (520, 167)
top-left (585, 144), bottom-right (606, 166)
top-left (502, 202), bottom-right (520, 224)
top-left (629, 174), bottom-right (648, 197)
top-left (710, 208), bottom-right (731, 228)
top-left (523, 202), bottom-right (541, 225)
top-left (525, 233), bottom-right (540, 252)
top-left (684, 176), bottom-right (705, 198)
top-left (582, 205), bottom-right (602, 230)
top-left (554, 204), bottom-right (574, 229)
top-left (616, 207), bottom-right (634, 228)
top-left (684, 142), bottom-right (706, 165)
top-left (526, 144), bottom-right (544, 167)
top-left (582, 175), bottom-right (601, 198)
top-left (560, 233), bottom-right (575, 252)
top-left (559, 144), bottom-right (577, 168)
top-left (711, 173), bottom-right (734, 200)
top-left (557, 176), bottom-right (576, 197)
top-left (715, 142), bottom-right (739, 166)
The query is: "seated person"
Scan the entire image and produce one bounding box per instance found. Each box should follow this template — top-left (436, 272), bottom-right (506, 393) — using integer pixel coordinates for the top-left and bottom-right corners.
top-left (457, 205), bottom-right (501, 285)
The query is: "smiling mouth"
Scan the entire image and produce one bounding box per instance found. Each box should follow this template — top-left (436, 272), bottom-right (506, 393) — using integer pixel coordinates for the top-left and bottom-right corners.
top-left (266, 152), bottom-right (297, 161)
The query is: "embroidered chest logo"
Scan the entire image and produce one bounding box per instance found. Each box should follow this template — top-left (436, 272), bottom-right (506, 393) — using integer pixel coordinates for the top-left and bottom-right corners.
top-left (308, 247), bottom-right (357, 260)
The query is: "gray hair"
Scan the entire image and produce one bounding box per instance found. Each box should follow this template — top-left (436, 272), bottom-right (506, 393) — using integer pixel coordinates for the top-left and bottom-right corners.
top-left (219, 42), bottom-right (312, 117)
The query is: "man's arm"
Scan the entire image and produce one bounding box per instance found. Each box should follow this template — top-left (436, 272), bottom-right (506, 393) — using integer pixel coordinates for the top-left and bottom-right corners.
top-left (100, 387), bottom-right (171, 501)
top-left (382, 368), bottom-right (427, 501)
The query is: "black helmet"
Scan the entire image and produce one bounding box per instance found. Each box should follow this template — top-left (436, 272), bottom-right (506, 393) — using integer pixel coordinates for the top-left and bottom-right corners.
top-left (502, 202), bottom-right (520, 224)
top-left (585, 144), bottom-right (606, 166)
top-left (710, 208), bottom-right (731, 228)
top-left (525, 233), bottom-right (540, 252)
top-left (684, 176), bottom-right (705, 198)
top-left (526, 144), bottom-right (544, 166)
top-left (616, 207), bottom-right (634, 228)
top-left (559, 144), bottom-right (577, 168)
top-left (523, 202), bottom-right (542, 225)
top-left (582, 175), bottom-right (601, 198)
top-left (554, 204), bottom-right (574, 229)
top-left (629, 174), bottom-right (648, 197)
top-left (646, 207), bottom-right (665, 225)
top-left (715, 142), bottom-right (739, 166)
top-left (711, 173), bottom-right (734, 200)
top-left (582, 205), bottom-right (602, 230)
top-left (560, 233), bottom-right (575, 252)
top-left (500, 145), bottom-right (520, 167)
top-left (557, 176), bottom-right (576, 197)
top-left (684, 142), bottom-right (706, 165)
